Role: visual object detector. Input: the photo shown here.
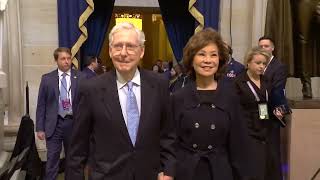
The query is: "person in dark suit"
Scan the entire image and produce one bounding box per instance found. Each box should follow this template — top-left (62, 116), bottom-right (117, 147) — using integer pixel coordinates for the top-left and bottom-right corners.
top-left (172, 28), bottom-right (251, 180)
top-left (36, 47), bottom-right (82, 180)
top-left (224, 44), bottom-right (245, 81)
top-left (235, 47), bottom-right (284, 180)
top-left (67, 22), bottom-right (175, 180)
top-left (258, 36), bottom-right (290, 114)
top-left (82, 56), bottom-right (99, 79)
top-left (169, 63), bottom-right (190, 93)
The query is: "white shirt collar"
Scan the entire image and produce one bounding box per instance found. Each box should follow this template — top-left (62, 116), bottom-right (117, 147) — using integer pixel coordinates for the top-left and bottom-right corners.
top-left (58, 68), bottom-right (71, 77)
top-left (116, 69), bottom-right (141, 90)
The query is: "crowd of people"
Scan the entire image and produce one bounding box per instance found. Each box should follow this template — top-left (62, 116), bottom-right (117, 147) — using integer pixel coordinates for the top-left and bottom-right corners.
top-left (36, 22), bottom-right (290, 180)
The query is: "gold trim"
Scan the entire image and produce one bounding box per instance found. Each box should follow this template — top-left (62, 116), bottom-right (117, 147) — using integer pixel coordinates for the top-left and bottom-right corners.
top-left (71, 0), bottom-right (94, 69)
top-left (188, 0), bottom-right (204, 33)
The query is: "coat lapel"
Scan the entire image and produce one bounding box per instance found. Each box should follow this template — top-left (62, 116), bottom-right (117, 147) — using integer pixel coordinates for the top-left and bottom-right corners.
top-left (101, 70), bottom-right (132, 146)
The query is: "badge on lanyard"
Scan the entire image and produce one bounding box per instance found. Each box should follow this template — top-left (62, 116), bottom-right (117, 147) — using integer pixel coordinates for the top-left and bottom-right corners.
top-left (247, 81), bottom-right (269, 120)
top-left (258, 103), bottom-right (269, 120)
top-left (61, 99), bottom-right (71, 110)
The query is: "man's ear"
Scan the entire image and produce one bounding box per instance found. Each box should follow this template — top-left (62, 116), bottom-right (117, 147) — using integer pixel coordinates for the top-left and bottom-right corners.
top-left (139, 46), bottom-right (145, 59)
top-left (109, 47), bottom-right (112, 58)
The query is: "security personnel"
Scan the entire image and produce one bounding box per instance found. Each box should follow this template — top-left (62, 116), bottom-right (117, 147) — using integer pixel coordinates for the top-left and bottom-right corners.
top-left (224, 45), bottom-right (245, 82)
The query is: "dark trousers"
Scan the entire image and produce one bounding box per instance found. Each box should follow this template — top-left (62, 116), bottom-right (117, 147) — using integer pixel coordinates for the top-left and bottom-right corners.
top-left (44, 116), bottom-right (73, 180)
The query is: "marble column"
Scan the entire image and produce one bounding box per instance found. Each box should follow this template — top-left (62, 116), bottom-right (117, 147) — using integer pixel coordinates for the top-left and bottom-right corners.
top-left (6, 0), bottom-right (23, 125)
top-left (0, 0), bottom-right (8, 152)
top-left (220, 0), bottom-right (268, 63)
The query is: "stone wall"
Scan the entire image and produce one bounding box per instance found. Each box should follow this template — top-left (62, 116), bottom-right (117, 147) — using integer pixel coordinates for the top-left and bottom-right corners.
top-left (7, 0), bottom-right (320, 129)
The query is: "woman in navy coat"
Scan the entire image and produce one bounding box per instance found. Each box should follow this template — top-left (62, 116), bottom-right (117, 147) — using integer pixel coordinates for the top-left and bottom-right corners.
top-left (234, 47), bottom-right (283, 180)
top-left (172, 28), bottom-right (251, 180)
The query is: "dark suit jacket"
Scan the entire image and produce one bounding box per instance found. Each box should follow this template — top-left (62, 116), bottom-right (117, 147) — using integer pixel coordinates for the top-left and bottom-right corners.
top-left (36, 69), bottom-right (82, 138)
top-left (264, 57), bottom-right (289, 112)
top-left (225, 58), bottom-right (245, 80)
top-left (82, 67), bottom-right (97, 79)
top-left (67, 69), bottom-right (175, 180)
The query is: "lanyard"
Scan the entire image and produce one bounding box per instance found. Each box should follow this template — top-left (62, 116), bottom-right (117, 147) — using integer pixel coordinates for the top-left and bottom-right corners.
top-left (246, 81), bottom-right (268, 102)
top-left (59, 78), bottom-right (72, 99)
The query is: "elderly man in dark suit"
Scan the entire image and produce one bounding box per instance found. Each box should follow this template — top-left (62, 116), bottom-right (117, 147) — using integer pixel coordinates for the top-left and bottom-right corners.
top-left (67, 22), bottom-right (175, 180)
top-left (36, 47), bottom-right (82, 180)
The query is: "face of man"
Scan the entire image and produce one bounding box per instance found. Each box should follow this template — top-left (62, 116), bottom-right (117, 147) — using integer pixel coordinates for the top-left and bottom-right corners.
top-left (109, 29), bottom-right (144, 76)
top-left (91, 58), bottom-right (99, 70)
top-left (258, 39), bottom-right (274, 55)
top-left (56, 51), bottom-right (72, 72)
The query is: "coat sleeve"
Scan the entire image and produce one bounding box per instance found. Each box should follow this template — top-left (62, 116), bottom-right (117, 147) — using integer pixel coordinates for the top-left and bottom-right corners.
top-left (227, 92), bottom-right (254, 180)
top-left (35, 75), bottom-right (47, 132)
top-left (160, 78), bottom-right (176, 177)
top-left (66, 80), bottom-right (93, 180)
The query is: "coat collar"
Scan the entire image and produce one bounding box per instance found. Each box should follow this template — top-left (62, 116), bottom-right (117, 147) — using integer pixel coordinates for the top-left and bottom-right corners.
top-left (182, 80), bottom-right (229, 111)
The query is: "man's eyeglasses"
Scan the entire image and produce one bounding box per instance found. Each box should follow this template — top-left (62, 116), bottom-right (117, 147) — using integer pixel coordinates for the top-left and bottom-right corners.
top-left (111, 43), bottom-right (141, 54)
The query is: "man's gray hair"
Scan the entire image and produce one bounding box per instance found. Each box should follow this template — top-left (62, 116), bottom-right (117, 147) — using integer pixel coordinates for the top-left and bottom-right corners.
top-left (108, 22), bottom-right (146, 46)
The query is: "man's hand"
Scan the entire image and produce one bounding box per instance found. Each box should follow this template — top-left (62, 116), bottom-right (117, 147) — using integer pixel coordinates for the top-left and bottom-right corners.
top-left (37, 131), bottom-right (45, 140)
top-left (273, 107), bottom-right (284, 120)
top-left (158, 172), bottom-right (173, 180)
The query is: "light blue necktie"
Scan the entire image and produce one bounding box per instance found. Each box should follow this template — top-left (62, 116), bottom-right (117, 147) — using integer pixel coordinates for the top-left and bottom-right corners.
top-left (126, 81), bottom-right (140, 145)
top-left (58, 73), bottom-right (70, 117)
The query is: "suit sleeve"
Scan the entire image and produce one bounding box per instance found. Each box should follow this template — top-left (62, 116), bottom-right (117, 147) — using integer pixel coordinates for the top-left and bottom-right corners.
top-left (272, 63), bottom-right (287, 91)
top-left (160, 79), bottom-right (176, 177)
top-left (66, 80), bottom-right (92, 180)
top-left (270, 63), bottom-right (289, 111)
top-left (36, 75), bottom-right (47, 132)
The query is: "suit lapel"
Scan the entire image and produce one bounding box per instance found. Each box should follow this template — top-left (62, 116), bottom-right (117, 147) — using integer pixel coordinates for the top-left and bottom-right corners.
top-left (70, 69), bottom-right (77, 101)
top-left (135, 70), bottom-right (156, 146)
top-left (101, 70), bottom-right (132, 146)
top-left (52, 69), bottom-right (59, 102)
top-left (264, 57), bottom-right (276, 78)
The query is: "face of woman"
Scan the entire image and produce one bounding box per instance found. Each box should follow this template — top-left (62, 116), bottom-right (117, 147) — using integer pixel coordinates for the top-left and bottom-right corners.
top-left (247, 54), bottom-right (267, 76)
top-left (192, 43), bottom-right (220, 79)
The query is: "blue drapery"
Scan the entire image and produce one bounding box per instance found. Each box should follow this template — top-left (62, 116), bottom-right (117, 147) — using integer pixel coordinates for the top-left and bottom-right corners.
top-left (58, 0), bottom-right (94, 68)
top-left (193, 0), bottom-right (220, 30)
top-left (58, 0), bottom-right (88, 48)
top-left (80, 0), bottom-right (115, 68)
top-left (158, 0), bottom-right (195, 62)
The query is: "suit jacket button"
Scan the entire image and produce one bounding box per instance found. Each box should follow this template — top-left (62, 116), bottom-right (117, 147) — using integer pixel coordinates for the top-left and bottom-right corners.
top-left (194, 122), bottom-right (200, 128)
top-left (192, 144), bottom-right (198, 149)
top-left (208, 145), bottom-right (213, 150)
top-left (211, 104), bottom-right (215, 108)
top-left (211, 124), bottom-right (216, 130)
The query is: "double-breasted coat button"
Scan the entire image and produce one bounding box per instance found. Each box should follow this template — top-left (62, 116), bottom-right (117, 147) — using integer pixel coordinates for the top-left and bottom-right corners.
top-left (192, 144), bottom-right (198, 148)
top-left (197, 104), bottom-right (201, 108)
top-left (211, 104), bottom-right (215, 109)
top-left (208, 145), bottom-right (213, 150)
top-left (211, 124), bottom-right (216, 130)
top-left (195, 122), bottom-right (200, 128)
